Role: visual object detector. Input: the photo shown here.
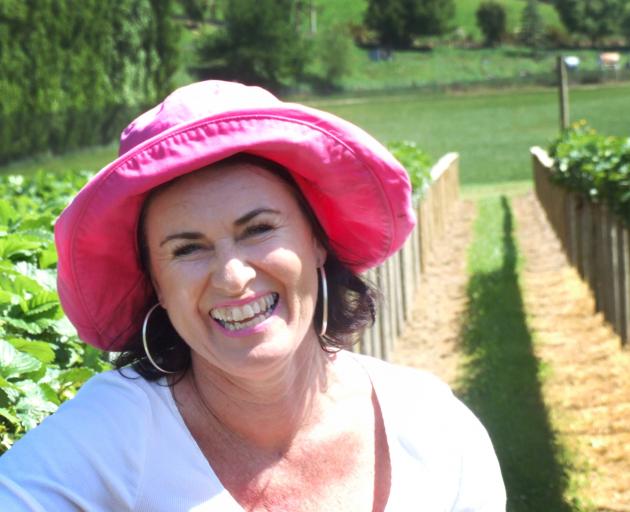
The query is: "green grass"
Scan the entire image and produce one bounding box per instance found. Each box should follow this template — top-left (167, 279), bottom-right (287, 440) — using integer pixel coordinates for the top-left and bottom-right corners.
top-left (2, 84), bottom-right (629, 183)
top-left (310, 83), bottom-right (630, 185)
top-left (456, 196), bottom-right (588, 511)
top-left (0, 143), bottom-right (117, 177)
top-left (334, 46), bottom-right (611, 92)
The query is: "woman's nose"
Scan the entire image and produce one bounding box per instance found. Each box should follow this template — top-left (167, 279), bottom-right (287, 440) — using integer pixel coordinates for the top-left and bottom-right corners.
top-left (211, 255), bottom-right (256, 295)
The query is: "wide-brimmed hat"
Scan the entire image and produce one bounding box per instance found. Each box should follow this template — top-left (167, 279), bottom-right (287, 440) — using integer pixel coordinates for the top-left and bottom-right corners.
top-left (54, 80), bottom-right (415, 351)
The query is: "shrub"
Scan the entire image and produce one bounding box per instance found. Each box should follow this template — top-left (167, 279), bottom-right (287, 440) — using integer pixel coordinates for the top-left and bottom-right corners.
top-left (520, 0), bottom-right (545, 49)
top-left (0, 0), bottom-right (180, 165)
top-left (316, 24), bottom-right (353, 88)
top-left (365, 0), bottom-right (455, 49)
top-left (476, 2), bottom-right (506, 46)
top-left (193, 0), bottom-right (311, 90)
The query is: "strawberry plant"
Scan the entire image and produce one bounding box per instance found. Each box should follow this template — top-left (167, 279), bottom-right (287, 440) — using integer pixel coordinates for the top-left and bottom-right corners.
top-left (548, 121), bottom-right (630, 223)
top-left (0, 171), bottom-right (110, 453)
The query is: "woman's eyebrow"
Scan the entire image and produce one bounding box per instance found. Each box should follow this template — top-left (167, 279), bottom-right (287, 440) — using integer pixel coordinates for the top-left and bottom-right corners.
top-left (159, 232), bottom-right (203, 247)
top-left (234, 208), bottom-right (281, 226)
top-left (158, 208), bottom-right (281, 246)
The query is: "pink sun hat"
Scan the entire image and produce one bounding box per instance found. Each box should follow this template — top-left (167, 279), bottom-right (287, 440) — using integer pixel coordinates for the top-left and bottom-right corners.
top-left (54, 80), bottom-right (416, 351)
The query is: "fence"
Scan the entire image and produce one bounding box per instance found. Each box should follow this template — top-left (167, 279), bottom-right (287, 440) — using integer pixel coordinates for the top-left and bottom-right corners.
top-left (358, 153), bottom-right (460, 360)
top-left (531, 146), bottom-right (630, 348)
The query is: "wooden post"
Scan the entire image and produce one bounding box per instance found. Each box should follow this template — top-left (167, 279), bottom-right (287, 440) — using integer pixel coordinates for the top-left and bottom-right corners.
top-left (557, 56), bottom-right (569, 131)
top-left (619, 226), bottom-right (630, 347)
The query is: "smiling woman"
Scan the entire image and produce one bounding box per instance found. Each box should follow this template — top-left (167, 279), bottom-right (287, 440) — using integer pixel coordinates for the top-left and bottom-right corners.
top-left (0, 81), bottom-right (506, 511)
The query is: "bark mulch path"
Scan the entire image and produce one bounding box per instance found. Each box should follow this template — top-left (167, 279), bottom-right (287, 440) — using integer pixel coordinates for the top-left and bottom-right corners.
top-left (514, 192), bottom-right (630, 512)
top-left (390, 199), bottom-right (476, 384)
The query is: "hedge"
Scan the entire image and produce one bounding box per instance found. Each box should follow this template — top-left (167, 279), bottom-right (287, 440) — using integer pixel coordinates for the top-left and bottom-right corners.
top-left (0, 0), bottom-right (180, 165)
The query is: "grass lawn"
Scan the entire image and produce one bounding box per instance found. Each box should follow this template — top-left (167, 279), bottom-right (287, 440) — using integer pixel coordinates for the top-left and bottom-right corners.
top-left (2, 83), bottom-right (629, 187)
top-left (333, 46), bottom-right (614, 92)
top-left (457, 196), bottom-right (585, 511)
top-left (310, 83), bottom-right (630, 184)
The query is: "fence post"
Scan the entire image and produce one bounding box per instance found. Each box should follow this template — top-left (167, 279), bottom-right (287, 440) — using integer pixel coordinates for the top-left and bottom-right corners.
top-left (619, 225), bottom-right (630, 347)
top-left (557, 55), bottom-right (570, 131)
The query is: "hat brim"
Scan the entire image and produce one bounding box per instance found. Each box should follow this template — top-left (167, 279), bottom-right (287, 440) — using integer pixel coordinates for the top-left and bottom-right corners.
top-left (55, 105), bottom-right (415, 350)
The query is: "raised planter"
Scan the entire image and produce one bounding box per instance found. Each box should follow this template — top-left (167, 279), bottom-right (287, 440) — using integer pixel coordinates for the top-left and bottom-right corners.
top-left (531, 146), bottom-right (629, 348)
top-left (359, 153), bottom-right (460, 359)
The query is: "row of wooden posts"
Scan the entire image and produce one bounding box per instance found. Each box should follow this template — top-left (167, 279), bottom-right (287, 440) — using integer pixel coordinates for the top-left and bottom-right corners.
top-left (357, 153), bottom-right (461, 360)
top-left (531, 147), bottom-right (630, 348)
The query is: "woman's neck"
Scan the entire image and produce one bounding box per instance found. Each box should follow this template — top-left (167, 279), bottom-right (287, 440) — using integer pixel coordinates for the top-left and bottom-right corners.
top-left (174, 338), bottom-right (336, 454)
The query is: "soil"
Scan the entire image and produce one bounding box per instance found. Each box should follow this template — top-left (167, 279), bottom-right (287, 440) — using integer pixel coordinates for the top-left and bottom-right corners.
top-left (390, 199), bottom-right (476, 384)
top-left (391, 192), bottom-right (630, 511)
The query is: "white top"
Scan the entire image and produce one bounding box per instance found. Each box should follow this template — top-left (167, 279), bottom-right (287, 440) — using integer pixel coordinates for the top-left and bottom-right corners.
top-left (0, 355), bottom-right (506, 511)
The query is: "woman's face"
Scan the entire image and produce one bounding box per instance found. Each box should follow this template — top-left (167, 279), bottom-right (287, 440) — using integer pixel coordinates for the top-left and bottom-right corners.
top-left (144, 162), bottom-right (326, 378)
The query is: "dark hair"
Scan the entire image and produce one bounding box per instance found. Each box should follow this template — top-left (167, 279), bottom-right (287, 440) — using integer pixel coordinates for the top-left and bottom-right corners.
top-left (115, 154), bottom-right (378, 381)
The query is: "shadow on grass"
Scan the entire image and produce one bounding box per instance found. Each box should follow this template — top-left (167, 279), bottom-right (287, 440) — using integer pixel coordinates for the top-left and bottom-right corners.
top-left (456, 197), bottom-right (573, 512)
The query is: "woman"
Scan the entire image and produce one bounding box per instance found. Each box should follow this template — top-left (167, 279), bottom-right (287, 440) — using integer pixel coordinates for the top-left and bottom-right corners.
top-left (0, 81), bottom-right (505, 510)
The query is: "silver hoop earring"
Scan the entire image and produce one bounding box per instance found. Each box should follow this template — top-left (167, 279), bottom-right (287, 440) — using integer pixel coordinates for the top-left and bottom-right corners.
top-left (318, 267), bottom-right (329, 338)
top-left (142, 303), bottom-right (177, 374)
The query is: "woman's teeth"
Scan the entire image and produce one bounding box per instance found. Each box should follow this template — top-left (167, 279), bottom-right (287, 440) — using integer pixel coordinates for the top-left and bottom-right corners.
top-left (210, 293), bottom-right (278, 331)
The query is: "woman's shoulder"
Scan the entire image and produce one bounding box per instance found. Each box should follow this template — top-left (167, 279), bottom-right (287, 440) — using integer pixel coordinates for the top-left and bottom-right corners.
top-left (349, 353), bottom-right (506, 510)
top-left (349, 352), bottom-right (454, 401)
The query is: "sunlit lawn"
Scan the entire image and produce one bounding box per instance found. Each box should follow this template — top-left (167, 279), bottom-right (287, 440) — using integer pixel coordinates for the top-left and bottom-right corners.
top-left (312, 82), bottom-right (630, 184)
top-left (2, 83), bottom-right (629, 187)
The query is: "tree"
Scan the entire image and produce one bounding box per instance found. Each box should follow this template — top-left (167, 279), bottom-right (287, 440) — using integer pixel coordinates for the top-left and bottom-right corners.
top-left (476, 2), bottom-right (506, 46)
top-left (623, 9), bottom-right (630, 43)
top-left (554, 0), bottom-right (625, 43)
top-left (365, 0), bottom-right (455, 49)
top-left (520, 0), bottom-right (545, 49)
top-left (195, 0), bottom-right (310, 89)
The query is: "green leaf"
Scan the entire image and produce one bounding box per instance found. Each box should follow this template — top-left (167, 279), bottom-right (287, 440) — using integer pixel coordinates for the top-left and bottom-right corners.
top-left (58, 368), bottom-right (95, 388)
top-left (0, 407), bottom-right (19, 425)
top-left (0, 339), bottom-right (41, 379)
top-left (20, 290), bottom-right (60, 318)
top-left (6, 338), bottom-right (55, 364)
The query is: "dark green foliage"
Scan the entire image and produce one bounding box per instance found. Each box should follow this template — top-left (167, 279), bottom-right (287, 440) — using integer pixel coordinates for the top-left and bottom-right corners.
top-left (0, 171), bottom-right (110, 452)
top-left (476, 1), bottom-right (507, 46)
top-left (194, 0), bottom-right (311, 89)
top-left (179, 0), bottom-right (216, 21)
top-left (520, 0), bottom-right (545, 49)
top-left (553, 0), bottom-right (625, 42)
top-left (0, 0), bottom-right (180, 165)
top-left (548, 121), bottom-right (630, 223)
top-left (365, 0), bottom-right (455, 48)
top-left (317, 24), bottom-right (353, 87)
top-left (622, 8), bottom-right (630, 42)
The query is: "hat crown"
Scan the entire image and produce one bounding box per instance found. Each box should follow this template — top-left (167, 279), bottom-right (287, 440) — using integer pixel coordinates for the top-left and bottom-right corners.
top-left (118, 80), bottom-right (280, 156)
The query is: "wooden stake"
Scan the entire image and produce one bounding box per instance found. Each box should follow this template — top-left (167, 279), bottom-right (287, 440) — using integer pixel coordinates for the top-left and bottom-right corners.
top-left (557, 56), bottom-right (569, 131)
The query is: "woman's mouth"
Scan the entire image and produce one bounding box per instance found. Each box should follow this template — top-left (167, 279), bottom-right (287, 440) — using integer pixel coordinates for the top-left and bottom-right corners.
top-left (210, 293), bottom-right (279, 331)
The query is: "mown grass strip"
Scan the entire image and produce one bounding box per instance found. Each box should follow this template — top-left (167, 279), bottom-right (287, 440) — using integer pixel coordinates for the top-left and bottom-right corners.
top-left (456, 196), bottom-right (583, 511)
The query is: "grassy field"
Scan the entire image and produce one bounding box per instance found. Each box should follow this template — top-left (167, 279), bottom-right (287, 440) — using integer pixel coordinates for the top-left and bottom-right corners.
top-left (310, 83), bottom-right (630, 184)
top-left (457, 196), bottom-right (586, 511)
top-left (2, 84), bottom-right (629, 186)
top-left (330, 46), bottom-right (614, 92)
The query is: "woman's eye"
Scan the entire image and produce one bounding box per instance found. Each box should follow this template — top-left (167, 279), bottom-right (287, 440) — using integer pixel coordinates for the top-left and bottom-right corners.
top-left (243, 223), bottom-right (274, 237)
top-left (172, 244), bottom-right (203, 257)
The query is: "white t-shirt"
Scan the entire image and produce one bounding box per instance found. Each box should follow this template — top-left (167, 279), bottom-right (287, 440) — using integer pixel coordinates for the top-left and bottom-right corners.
top-left (0, 354), bottom-right (506, 511)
